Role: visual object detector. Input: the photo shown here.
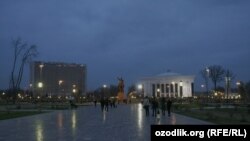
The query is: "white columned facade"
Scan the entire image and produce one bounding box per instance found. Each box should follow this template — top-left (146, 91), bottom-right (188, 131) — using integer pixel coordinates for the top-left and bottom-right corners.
top-left (138, 72), bottom-right (195, 98)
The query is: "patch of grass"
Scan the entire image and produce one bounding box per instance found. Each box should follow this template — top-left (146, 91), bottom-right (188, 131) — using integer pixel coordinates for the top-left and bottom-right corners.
top-left (0, 111), bottom-right (46, 120)
top-left (175, 107), bottom-right (250, 124)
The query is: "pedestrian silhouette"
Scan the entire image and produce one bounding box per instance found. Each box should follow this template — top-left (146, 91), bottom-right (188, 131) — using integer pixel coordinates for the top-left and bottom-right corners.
top-left (151, 97), bottom-right (158, 117)
top-left (167, 98), bottom-right (172, 117)
top-left (160, 97), bottom-right (166, 116)
top-left (94, 99), bottom-right (97, 107)
top-left (143, 96), bottom-right (150, 117)
top-left (100, 98), bottom-right (105, 112)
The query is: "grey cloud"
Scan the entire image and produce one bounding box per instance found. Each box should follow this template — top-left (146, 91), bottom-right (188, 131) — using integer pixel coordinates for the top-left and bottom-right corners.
top-left (0, 0), bottom-right (250, 90)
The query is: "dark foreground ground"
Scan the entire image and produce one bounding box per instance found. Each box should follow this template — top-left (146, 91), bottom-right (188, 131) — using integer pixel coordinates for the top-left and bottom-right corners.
top-left (0, 104), bottom-right (211, 141)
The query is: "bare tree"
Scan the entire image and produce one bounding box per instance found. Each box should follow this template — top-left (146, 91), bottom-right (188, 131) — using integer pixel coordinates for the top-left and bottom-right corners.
top-left (208, 65), bottom-right (225, 91)
top-left (9, 38), bottom-right (38, 98)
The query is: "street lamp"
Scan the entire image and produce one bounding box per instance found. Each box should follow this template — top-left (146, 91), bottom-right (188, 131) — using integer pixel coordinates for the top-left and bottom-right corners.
top-left (39, 64), bottom-right (44, 96)
top-left (58, 80), bottom-right (63, 95)
top-left (102, 84), bottom-right (107, 98)
top-left (236, 81), bottom-right (242, 100)
top-left (157, 88), bottom-right (160, 97)
top-left (39, 64), bottom-right (44, 74)
top-left (201, 84), bottom-right (205, 88)
top-left (38, 82), bottom-right (43, 97)
top-left (38, 82), bottom-right (43, 88)
top-left (236, 81), bottom-right (241, 86)
top-left (39, 64), bottom-right (44, 82)
top-left (206, 67), bottom-right (210, 76)
top-left (72, 84), bottom-right (77, 94)
top-left (225, 76), bottom-right (231, 103)
top-left (137, 84), bottom-right (143, 97)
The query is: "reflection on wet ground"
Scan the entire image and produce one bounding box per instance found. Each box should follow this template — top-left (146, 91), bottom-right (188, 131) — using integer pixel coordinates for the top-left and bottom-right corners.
top-left (0, 104), bottom-right (211, 141)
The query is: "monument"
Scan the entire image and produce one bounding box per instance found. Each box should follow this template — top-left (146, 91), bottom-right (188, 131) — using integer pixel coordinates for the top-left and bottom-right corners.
top-left (117, 77), bottom-right (126, 102)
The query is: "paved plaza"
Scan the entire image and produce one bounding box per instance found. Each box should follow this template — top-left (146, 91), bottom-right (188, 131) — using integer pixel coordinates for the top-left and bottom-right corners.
top-left (0, 104), bottom-right (212, 141)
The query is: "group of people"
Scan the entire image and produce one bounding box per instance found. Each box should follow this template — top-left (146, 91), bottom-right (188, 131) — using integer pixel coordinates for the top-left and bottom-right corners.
top-left (99, 98), bottom-right (117, 112)
top-left (143, 96), bottom-right (172, 117)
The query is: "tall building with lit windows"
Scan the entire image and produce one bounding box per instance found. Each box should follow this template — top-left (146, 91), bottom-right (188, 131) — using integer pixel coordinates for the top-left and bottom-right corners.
top-left (138, 72), bottom-right (195, 98)
top-left (30, 61), bottom-right (87, 96)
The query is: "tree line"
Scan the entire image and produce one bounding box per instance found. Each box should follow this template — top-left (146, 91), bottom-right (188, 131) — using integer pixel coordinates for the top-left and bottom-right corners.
top-left (200, 65), bottom-right (249, 101)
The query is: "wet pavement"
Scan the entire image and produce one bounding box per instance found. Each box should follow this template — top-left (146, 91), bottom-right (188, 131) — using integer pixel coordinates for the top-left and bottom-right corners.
top-left (0, 104), bottom-right (212, 141)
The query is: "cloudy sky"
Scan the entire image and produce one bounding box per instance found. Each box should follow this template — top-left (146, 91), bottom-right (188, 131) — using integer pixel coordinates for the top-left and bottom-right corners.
top-left (0, 0), bottom-right (250, 91)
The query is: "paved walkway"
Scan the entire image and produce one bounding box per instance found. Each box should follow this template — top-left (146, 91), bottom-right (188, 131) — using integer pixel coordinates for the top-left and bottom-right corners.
top-left (0, 104), bottom-right (212, 141)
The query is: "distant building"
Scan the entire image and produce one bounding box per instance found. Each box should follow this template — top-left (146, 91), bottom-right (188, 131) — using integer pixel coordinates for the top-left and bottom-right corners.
top-left (138, 72), bottom-right (195, 98)
top-left (30, 61), bottom-right (87, 96)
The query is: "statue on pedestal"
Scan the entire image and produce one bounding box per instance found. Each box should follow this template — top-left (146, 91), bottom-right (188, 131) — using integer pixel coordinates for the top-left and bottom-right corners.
top-left (117, 77), bottom-right (125, 102)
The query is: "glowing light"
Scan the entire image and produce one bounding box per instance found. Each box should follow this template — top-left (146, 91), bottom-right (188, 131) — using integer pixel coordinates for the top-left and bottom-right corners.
top-left (214, 92), bottom-right (218, 96)
top-left (236, 81), bottom-right (241, 86)
top-left (39, 64), bottom-right (44, 68)
top-left (157, 88), bottom-right (160, 92)
top-left (38, 82), bottom-right (43, 88)
top-left (137, 84), bottom-right (143, 90)
top-left (58, 80), bottom-right (63, 85)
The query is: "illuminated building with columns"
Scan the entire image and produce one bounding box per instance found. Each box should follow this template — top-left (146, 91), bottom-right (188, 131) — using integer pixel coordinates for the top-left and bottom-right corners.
top-left (138, 72), bottom-right (195, 98)
top-left (30, 61), bottom-right (87, 96)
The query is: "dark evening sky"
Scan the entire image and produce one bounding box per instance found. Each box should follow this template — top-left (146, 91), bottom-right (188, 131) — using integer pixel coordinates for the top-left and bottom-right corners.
top-left (0, 0), bottom-right (250, 91)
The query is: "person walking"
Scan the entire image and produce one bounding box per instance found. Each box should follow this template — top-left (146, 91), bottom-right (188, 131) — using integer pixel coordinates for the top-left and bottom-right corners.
top-left (94, 99), bottom-right (97, 107)
top-left (160, 97), bottom-right (166, 116)
top-left (151, 97), bottom-right (158, 117)
top-left (167, 98), bottom-right (172, 117)
top-left (143, 96), bottom-right (150, 117)
top-left (100, 98), bottom-right (105, 112)
top-left (104, 98), bottom-right (109, 112)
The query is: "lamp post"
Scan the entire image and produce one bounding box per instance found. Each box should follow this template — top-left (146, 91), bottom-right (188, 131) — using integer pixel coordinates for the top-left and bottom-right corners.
top-left (103, 84), bottom-right (107, 98)
top-left (58, 80), bottom-right (63, 95)
top-left (236, 81), bottom-right (242, 103)
top-left (38, 82), bottom-right (43, 97)
top-left (225, 76), bottom-right (231, 103)
top-left (205, 67), bottom-right (210, 98)
top-left (72, 85), bottom-right (77, 102)
top-left (137, 84), bottom-right (143, 97)
top-left (157, 88), bottom-right (160, 97)
top-left (72, 84), bottom-right (77, 96)
top-left (39, 64), bottom-right (44, 96)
